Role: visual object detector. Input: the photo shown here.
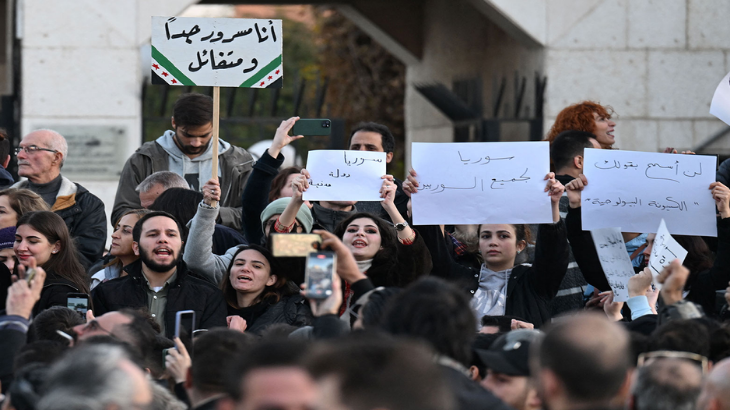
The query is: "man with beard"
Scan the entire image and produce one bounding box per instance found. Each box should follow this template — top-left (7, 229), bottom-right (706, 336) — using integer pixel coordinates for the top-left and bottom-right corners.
top-left (112, 93), bottom-right (254, 230)
top-left (92, 211), bottom-right (227, 336)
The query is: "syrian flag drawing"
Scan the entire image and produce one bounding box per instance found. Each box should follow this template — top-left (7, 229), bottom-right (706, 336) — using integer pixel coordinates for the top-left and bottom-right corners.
top-left (151, 57), bottom-right (186, 85)
top-left (241, 55), bottom-right (283, 88)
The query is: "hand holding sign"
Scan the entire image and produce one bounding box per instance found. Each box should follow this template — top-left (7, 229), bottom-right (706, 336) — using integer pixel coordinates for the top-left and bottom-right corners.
top-left (302, 150), bottom-right (386, 202)
top-left (590, 227), bottom-right (635, 302)
top-left (647, 219), bottom-right (688, 291)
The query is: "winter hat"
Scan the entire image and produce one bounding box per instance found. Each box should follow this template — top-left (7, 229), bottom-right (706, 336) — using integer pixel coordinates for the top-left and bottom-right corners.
top-left (260, 197), bottom-right (314, 233)
top-left (0, 226), bottom-right (15, 249)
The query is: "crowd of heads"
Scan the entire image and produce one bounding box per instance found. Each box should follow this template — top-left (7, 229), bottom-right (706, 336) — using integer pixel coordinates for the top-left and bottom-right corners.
top-left (2, 94), bottom-right (730, 410)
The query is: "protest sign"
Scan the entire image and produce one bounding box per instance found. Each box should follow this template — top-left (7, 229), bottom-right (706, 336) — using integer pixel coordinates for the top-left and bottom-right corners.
top-left (591, 227), bottom-right (635, 302)
top-left (410, 142), bottom-right (552, 225)
top-left (582, 149), bottom-right (717, 237)
top-left (648, 219), bottom-right (688, 290)
top-left (302, 150), bottom-right (386, 202)
top-left (710, 71), bottom-right (730, 126)
top-left (151, 16), bottom-right (283, 88)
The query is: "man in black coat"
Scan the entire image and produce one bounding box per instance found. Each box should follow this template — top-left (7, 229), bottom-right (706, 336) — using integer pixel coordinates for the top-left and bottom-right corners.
top-left (92, 211), bottom-right (226, 337)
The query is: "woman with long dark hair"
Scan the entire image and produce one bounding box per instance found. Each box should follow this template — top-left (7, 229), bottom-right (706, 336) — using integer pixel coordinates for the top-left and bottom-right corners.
top-left (222, 244), bottom-right (312, 335)
top-left (14, 211), bottom-right (89, 315)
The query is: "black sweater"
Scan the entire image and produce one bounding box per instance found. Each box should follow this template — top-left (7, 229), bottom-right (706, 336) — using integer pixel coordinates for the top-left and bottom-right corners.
top-left (420, 221), bottom-right (569, 328)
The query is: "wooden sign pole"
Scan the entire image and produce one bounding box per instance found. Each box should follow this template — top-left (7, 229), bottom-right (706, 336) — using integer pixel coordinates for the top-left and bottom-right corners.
top-left (211, 86), bottom-right (220, 207)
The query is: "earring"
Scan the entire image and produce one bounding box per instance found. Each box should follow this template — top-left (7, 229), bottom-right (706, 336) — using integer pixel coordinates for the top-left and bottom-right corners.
top-left (52, 250), bottom-right (58, 254)
top-left (516, 250), bottom-right (522, 254)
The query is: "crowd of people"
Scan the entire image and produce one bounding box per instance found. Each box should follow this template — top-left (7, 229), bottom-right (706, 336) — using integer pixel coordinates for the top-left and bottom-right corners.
top-left (1, 94), bottom-right (730, 410)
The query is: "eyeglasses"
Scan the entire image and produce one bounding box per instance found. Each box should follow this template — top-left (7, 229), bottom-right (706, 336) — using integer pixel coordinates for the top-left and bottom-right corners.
top-left (637, 350), bottom-right (710, 374)
top-left (14, 145), bottom-right (58, 155)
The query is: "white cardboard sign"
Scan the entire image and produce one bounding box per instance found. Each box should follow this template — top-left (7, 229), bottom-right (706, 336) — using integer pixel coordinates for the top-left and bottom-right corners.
top-left (410, 142), bottom-right (552, 225)
top-left (591, 227), bottom-right (635, 302)
top-left (151, 16), bottom-right (283, 87)
top-left (302, 150), bottom-right (386, 202)
top-left (648, 219), bottom-right (688, 290)
top-left (710, 71), bottom-right (730, 126)
top-left (582, 149), bottom-right (717, 237)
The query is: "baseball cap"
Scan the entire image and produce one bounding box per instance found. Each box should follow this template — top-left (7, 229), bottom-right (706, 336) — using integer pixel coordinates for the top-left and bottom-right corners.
top-left (474, 329), bottom-right (543, 376)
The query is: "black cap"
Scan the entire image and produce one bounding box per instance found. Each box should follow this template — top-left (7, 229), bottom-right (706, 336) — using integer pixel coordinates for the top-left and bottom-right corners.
top-left (474, 329), bottom-right (543, 376)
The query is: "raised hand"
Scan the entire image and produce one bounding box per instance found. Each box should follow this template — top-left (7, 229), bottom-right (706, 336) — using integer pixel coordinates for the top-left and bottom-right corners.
top-left (202, 178), bottom-right (221, 206)
top-left (710, 181), bottom-right (730, 218)
top-left (657, 259), bottom-right (690, 306)
top-left (269, 117), bottom-right (304, 158)
top-left (565, 174), bottom-right (588, 209)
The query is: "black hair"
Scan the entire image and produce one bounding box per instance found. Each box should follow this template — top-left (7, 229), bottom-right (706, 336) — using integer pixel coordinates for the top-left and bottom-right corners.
top-left (380, 277), bottom-right (476, 366)
top-left (132, 210), bottom-right (184, 244)
top-left (148, 187), bottom-right (201, 227)
top-left (172, 93), bottom-right (213, 127)
top-left (360, 287), bottom-right (402, 329)
top-left (349, 122), bottom-right (396, 154)
top-left (672, 235), bottom-right (714, 289)
top-left (550, 130), bottom-right (597, 171)
top-left (192, 329), bottom-right (255, 394)
top-left (28, 306), bottom-right (84, 345)
top-left (222, 244), bottom-right (298, 309)
top-left (648, 319), bottom-right (711, 357)
top-left (305, 334), bottom-right (455, 410)
top-left (13, 341), bottom-right (68, 373)
top-left (224, 339), bottom-right (310, 401)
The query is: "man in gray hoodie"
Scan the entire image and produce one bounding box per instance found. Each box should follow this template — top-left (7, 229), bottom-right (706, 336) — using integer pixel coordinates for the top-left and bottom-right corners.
top-left (112, 93), bottom-right (253, 230)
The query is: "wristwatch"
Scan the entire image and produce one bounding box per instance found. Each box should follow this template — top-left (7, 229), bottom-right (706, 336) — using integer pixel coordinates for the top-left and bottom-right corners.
top-left (394, 221), bottom-right (409, 231)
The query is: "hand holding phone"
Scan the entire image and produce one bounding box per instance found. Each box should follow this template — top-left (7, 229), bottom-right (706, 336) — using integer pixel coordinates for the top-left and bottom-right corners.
top-left (163, 337), bottom-right (191, 383)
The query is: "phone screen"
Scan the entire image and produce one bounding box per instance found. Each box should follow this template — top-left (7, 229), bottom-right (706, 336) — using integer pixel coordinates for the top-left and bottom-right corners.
top-left (305, 251), bottom-right (335, 299)
top-left (175, 310), bottom-right (196, 342)
top-left (67, 295), bottom-right (90, 314)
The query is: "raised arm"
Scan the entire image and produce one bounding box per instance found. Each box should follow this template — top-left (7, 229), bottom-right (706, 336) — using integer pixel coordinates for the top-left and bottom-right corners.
top-left (183, 179), bottom-right (232, 285)
top-left (564, 175), bottom-right (612, 291)
top-left (527, 173), bottom-right (569, 298)
top-left (241, 117), bottom-right (304, 243)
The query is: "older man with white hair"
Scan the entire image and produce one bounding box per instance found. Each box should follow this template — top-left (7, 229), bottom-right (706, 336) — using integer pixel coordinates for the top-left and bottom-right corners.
top-left (13, 129), bottom-right (107, 268)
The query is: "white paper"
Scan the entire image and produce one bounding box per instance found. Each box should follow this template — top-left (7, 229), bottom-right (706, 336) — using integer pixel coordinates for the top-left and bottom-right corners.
top-left (151, 17), bottom-right (283, 87)
top-left (582, 149), bottom-right (717, 237)
top-left (648, 219), bottom-right (688, 291)
top-left (302, 150), bottom-right (386, 202)
top-left (710, 71), bottom-right (730, 126)
top-left (410, 142), bottom-right (552, 225)
top-left (591, 227), bottom-right (635, 302)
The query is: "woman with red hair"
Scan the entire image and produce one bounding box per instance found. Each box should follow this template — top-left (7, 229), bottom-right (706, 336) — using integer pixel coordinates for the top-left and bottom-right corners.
top-left (545, 101), bottom-right (616, 149)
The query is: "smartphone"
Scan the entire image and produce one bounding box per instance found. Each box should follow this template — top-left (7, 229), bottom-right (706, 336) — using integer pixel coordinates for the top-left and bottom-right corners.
top-left (175, 310), bottom-right (196, 341)
top-left (66, 293), bottom-right (91, 315)
top-left (291, 119), bottom-right (332, 136)
top-left (304, 251), bottom-right (336, 299)
top-left (271, 233), bottom-right (322, 257)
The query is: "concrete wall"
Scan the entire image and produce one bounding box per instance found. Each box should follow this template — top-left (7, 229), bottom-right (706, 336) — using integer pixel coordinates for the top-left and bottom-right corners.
top-left (544, 0), bottom-right (730, 153)
top-left (20, 0), bottom-right (197, 230)
top-left (404, 0), bottom-right (544, 170)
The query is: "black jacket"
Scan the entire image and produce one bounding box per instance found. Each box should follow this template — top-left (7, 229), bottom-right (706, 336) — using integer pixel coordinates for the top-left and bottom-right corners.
top-left (33, 272), bottom-right (82, 317)
top-left (421, 221), bottom-right (569, 328)
top-left (91, 260), bottom-right (227, 337)
top-left (567, 206), bottom-right (730, 317)
top-left (228, 294), bottom-right (312, 335)
top-left (241, 149), bottom-right (283, 244)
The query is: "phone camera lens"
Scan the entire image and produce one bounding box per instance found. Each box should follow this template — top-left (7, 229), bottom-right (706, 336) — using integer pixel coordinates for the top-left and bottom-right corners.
top-left (322, 120), bottom-right (331, 128)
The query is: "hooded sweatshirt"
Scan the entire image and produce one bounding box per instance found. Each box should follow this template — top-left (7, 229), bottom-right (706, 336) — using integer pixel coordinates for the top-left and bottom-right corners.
top-left (156, 130), bottom-right (229, 191)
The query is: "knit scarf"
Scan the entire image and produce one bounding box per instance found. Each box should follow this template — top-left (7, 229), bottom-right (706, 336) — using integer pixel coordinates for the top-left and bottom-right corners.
top-left (471, 264), bottom-right (512, 319)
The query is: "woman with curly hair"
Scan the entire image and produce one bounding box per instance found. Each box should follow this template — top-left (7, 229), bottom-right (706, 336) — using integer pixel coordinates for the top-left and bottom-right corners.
top-left (545, 101), bottom-right (616, 149)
